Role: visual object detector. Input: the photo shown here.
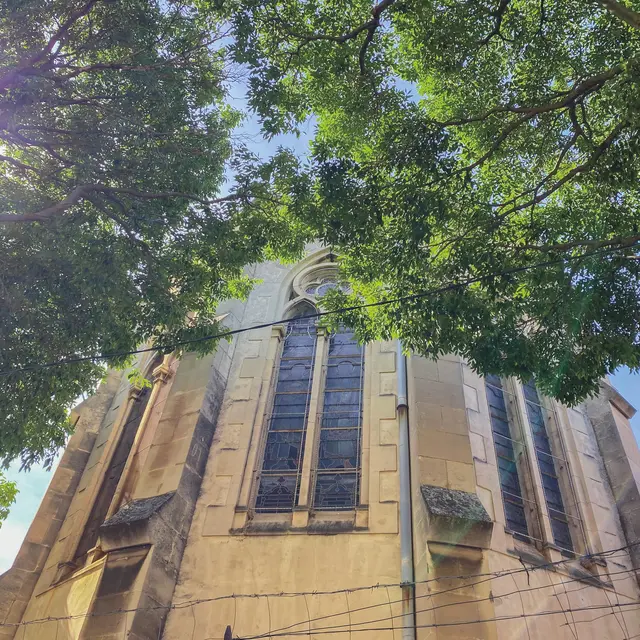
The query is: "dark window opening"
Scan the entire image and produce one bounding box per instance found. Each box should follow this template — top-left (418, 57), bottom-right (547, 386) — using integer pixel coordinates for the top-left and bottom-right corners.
top-left (523, 379), bottom-right (574, 553)
top-left (485, 375), bottom-right (529, 538)
top-left (74, 379), bottom-right (155, 561)
top-left (255, 314), bottom-right (317, 512)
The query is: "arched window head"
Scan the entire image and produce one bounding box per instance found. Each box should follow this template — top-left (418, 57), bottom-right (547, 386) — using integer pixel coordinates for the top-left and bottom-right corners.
top-left (286, 300), bottom-right (316, 320)
top-left (290, 263), bottom-right (349, 303)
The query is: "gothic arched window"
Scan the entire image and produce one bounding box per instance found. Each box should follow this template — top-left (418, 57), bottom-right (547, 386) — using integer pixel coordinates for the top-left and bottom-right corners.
top-left (254, 269), bottom-right (365, 513)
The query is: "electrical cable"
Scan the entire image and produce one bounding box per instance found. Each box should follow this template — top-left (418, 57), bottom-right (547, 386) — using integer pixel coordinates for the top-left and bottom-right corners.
top-left (1, 542), bottom-right (637, 630)
top-left (2, 241), bottom-right (638, 377)
top-left (238, 602), bottom-right (640, 639)
top-left (247, 565), bottom-right (640, 639)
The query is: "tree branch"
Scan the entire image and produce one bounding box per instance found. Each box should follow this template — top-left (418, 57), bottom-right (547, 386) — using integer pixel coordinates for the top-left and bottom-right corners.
top-left (274, 0), bottom-right (396, 74)
top-left (519, 234), bottom-right (640, 252)
top-left (478, 0), bottom-right (512, 46)
top-left (436, 67), bottom-right (620, 127)
top-left (0, 0), bottom-right (105, 92)
top-left (594, 0), bottom-right (640, 29)
top-left (496, 121), bottom-right (627, 216)
top-left (0, 154), bottom-right (39, 173)
top-left (0, 185), bottom-right (258, 224)
top-left (0, 185), bottom-right (91, 222)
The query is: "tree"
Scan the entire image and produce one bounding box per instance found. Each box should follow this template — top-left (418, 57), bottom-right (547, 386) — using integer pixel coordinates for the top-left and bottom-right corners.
top-left (0, 0), bottom-right (311, 469)
top-left (3, 0), bottom-right (640, 474)
top-left (224, 0), bottom-right (640, 404)
top-left (0, 473), bottom-right (18, 527)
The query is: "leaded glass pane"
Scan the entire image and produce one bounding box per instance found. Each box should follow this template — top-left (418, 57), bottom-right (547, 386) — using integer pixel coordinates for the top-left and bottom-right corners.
top-left (485, 376), bottom-right (530, 538)
top-left (255, 314), bottom-right (317, 512)
top-left (314, 473), bottom-right (358, 510)
top-left (313, 328), bottom-right (364, 510)
top-left (523, 379), bottom-right (574, 552)
top-left (255, 475), bottom-right (300, 512)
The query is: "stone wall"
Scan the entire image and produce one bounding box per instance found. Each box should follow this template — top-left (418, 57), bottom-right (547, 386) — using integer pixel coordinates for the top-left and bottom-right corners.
top-left (5, 248), bottom-right (640, 640)
top-left (0, 370), bottom-right (122, 639)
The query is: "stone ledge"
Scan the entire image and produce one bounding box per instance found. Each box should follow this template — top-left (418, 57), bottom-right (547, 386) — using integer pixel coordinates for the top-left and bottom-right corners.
top-left (420, 484), bottom-right (493, 549)
top-left (230, 511), bottom-right (364, 536)
top-left (101, 492), bottom-right (175, 529)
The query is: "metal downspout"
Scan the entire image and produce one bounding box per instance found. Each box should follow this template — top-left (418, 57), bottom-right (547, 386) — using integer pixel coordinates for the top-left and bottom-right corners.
top-left (397, 341), bottom-right (417, 640)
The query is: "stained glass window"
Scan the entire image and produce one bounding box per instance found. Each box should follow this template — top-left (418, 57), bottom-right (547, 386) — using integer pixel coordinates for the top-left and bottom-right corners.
top-left (255, 313), bottom-right (317, 512)
top-left (485, 375), bottom-right (530, 537)
top-left (523, 380), bottom-right (574, 553)
top-left (313, 328), bottom-right (364, 510)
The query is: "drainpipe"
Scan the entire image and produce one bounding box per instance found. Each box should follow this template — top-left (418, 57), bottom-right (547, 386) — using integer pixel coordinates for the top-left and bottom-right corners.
top-left (397, 341), bottom-right (416, 640)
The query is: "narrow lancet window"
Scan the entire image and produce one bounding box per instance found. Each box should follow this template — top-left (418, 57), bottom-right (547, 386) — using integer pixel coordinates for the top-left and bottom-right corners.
top-left (313, 328), bottom-right (364, 510)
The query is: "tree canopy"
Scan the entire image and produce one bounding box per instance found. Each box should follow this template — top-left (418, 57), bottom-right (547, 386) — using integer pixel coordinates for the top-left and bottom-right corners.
top-left (226, 0), bottom-right (640, 404)
top-left (1, 0), bottom-right (640, 471)
top-left (0, 0), bottom-right (309, 469)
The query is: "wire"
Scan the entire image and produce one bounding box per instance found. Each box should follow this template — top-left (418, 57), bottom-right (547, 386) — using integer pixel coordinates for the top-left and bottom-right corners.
top-left (2, 241), bottom-right (638, 377)
top-left (249, 565), bottom-right (640, 640)
top-left (1, 542), bottom-right (637, 630)
top-left (238, 603), bottom-right (640, 638)
top-left (240, 546), bottom-right (640, 640)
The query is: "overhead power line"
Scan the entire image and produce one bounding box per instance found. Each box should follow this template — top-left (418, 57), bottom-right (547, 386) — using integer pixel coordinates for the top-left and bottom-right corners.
top-left (237, 602), bottom-right (640, 639)
top-left (2, 241), bottom-right (639, 377)
top-left (247, 565), bottom-right (640, 640)
top-left (1, 542), bottom-right (637, 630)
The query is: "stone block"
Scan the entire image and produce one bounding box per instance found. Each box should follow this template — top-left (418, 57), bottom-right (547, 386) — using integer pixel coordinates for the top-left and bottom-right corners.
top-left (467, 408), bottom-right (491, 436)
top-left (369, 502), bottom-right (398, 533)
top-left (244, 340), bottom-right (263, 358)
top-left (469, 432), bottom-right (487, 462)
top-left (437, 360), bottom-right (463, 385)
top-left (376, 351), bottom-right (396, 373)
top-left (476, 486), bottom-right (495, 521)
top-left (239, 357), bottom-right (265, 379)
top-left (421, 485), bottom-right (493, 548)
top-left (463, 384), bottom-right (479, 412)
top-left (170, 353), bottom-right (213, 394)
top-left (415, 402), bottom-right (442, 430)
top-left (378, 372), bottom-right (396, 396)
top-left (130, 592), bottom-right (167, 640)
top-left (209, 476), bottom-right (232, 506)
top-left (148, 438), bottom-right (190, 471)
top-left (418, 431), bottom-right (473, 464)
top-left (225, 399), bottom-right (252, 424)
top-left (370, 445), bottom-right (397, 472)
top-left (415, 381), bottom-right (466, 410)
top-left (229, 377), bottom-right (253, 401)
top-left (216, 423), bottom-right (243, 450)
top-left (370, 394), bottom-right (397, 420)
top-left (378, 419), bottom-right (398, 446)
top-left (418, 456), bottom-right (448, 488)
top-left (439, 407), bottom-right (468, 436)
top-left (379, 471), bottom-right (398, 503)
top-left (446, 460), bottom-right (476, 493)
top-left (411, 357), bottom-right (439, 381)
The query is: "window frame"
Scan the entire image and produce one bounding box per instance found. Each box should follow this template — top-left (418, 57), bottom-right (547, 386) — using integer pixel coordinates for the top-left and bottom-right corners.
top-left (485, 374), bottom-right (588, 557)
top-left (249, 278), bottom-right (366, 520)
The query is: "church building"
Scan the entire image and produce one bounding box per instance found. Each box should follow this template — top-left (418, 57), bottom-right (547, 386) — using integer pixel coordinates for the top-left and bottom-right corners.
top-left (1, 246), bottom-right (639, 640)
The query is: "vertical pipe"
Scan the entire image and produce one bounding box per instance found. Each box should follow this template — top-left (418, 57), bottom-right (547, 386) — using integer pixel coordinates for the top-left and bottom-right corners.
top-left (397, 341), bottom-right (416, 640)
